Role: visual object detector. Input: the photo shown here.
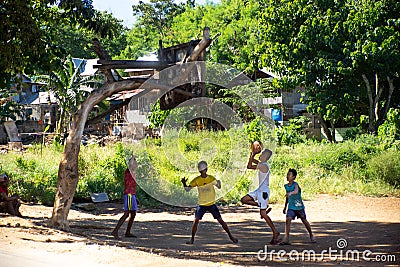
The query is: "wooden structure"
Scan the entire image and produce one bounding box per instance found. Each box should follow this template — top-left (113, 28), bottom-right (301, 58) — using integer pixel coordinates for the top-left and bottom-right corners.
top-left (93, 27), bottom-right (211, 111)
top-left (50, 28), bottom-right (212, 230)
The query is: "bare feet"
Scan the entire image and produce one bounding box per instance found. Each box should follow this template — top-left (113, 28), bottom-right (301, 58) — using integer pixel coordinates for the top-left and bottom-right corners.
top-left (270, 233), bottom-right (281, 245)
top-left (186, 238), bottom-right (194, 244)
top-left (111, 231), bottom-right (119, 239)
top-left (310, 235), bottom-right (316, 243)
top-left (230, 236), bottom-right (239, 243)
top-left (125, 233), bottom-right (137, 238)
top-left (279, 240), bottom-right (291, 245)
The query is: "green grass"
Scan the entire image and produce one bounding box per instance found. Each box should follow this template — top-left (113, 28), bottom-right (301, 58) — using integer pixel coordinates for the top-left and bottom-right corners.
top-left (0, 131), bottom-right (398, 206)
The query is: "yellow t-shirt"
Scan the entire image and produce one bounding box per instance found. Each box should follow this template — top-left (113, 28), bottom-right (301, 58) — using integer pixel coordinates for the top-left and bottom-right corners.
top-left (189, 175), bottom-right (217, 206)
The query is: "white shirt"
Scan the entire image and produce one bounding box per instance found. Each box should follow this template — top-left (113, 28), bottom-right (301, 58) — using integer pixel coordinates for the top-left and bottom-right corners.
top-left (257, 162), bottom-right (270, 191)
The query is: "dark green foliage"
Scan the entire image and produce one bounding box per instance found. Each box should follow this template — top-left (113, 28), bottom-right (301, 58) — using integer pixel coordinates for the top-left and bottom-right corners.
top-left (343, 127), bottom-right (363, 141)
top-left (0, 89), bottom-right (22, 121)
top-left (0, 0), bottom-right (96, 87)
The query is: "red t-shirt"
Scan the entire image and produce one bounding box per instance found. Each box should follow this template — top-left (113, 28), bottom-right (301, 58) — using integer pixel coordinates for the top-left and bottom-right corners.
top-left (0, 184), bottom-right (8, 195)
top-left (123, 169), bottom-right (136, 195)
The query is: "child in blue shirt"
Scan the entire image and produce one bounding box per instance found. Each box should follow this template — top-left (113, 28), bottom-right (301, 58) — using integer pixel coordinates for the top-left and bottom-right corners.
top-left (281, 168), bottom-right (316, 245)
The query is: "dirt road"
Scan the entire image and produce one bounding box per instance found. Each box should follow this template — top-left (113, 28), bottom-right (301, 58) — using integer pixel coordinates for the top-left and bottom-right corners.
top-left (0, 194), bottom-right (399, 266)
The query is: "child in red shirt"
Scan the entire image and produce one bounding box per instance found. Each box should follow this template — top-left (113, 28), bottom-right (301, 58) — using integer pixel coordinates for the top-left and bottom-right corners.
top-left (0, 173), bottom-right (23, 217)
top-left (111, 157), bottom-right (139, 239)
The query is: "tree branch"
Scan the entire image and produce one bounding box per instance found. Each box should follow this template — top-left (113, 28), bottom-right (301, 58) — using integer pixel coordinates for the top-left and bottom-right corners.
top-left (185, 27), bottom-right (212, 63)
top-left (378, 76), bottom-right (396, 126)
top-left (93, 38), bottom-right (116, 82)
top-left (85, 98), bottom-right (131, 126)
top-left (362, 74), bottom-right (376, 132)
top-left (374, 73), bottom-right (384, 121)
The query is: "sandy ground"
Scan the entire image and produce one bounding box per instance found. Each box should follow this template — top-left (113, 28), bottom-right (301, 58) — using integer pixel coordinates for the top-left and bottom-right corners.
top-left (0, 194), bottom-right (399, 266)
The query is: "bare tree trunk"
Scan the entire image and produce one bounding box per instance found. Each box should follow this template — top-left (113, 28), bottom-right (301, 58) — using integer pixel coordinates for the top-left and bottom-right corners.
top-left (50, 30), bottom-right (213, 230)
top-left (330, 121), bottom-right (336, 143)
top-left (363, 74), bottom-right (376, 133)
top-left (377, 76), bottom-right (396, 126)
top-left (362, 73), bottom-right (385, 133)
top-left (320, 118), bottom-right (333, 143)
top-left (50, 80), bottom-right (143, 230)
top-left (185, 27), bottom-right (212, 63)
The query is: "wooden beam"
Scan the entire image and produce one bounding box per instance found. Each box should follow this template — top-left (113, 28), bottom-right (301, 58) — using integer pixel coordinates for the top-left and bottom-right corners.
top-left (172, 88), bottom-right (199, 97)
top-left (185, 27), bottom-right (212, 63)
top-left (94, 60), bottom-right (172, 70)
top-left (93, 38), bottom-right (114, 82)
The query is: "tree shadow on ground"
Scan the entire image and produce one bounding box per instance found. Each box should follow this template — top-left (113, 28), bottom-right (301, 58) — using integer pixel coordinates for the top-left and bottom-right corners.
top-left (49, 204), bottom-right (400, 266)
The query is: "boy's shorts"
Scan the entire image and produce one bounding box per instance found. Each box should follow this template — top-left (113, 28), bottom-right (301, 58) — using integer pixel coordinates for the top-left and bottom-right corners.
top-left (195, 204), bottom-right (221, 220)
top-left (286, 208), bottom-right (306, 220)
top-left (247, 188), bottom-right (270, 209)
top-left (124, 194), bottom-right (138, 211)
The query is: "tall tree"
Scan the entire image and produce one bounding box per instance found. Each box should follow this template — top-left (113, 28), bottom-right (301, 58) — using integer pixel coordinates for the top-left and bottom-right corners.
top-left (52, 10), bottom-right (128, 59)
top-left (132, 0), bottom-right (194, 39)
top-left (167, 0), bottom-right (263, 74)
top-left (0, 0), bottom-right (96, 88)
top-left (0, 0), bottom-right (126, 87)
top-left (120, 0), bottom-right (194, 59)
top-left (343, 0), bottom-right (400, 133)
top-left (258, 0), bottom-right (399, 141)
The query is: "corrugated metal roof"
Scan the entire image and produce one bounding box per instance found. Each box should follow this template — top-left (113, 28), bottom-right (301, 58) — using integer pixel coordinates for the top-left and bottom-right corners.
top-left (107, 89), bottom-right (144, 101)
top-left (30, 92), bottom-right (58, 105)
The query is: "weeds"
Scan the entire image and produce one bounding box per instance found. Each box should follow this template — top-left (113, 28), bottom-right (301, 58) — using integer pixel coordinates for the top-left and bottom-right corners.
top-left (0, 130), bottom-right (398, 206)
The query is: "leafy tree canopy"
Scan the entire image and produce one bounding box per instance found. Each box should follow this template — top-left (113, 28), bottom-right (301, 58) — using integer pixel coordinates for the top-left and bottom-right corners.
top-left (257, 0), bottom-right (400, 140)
top-left (0, 0), bottom-right (126, 87)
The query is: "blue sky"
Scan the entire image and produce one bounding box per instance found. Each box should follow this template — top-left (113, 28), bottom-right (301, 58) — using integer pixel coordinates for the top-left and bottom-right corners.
top-left (92, 0), bottom-right (218, 28)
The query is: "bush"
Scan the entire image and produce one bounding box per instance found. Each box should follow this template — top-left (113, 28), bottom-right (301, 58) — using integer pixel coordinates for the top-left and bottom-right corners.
top-left (378, 108), bottom-right (400, 149)
top-left (366, 150), bottom-right (400, 188)
top-left (343, 127), bottom-right (363, 140)
top-left (275, 116), bottom-right (307, 146)
top-left (0, 130), bottom-right (399, 206)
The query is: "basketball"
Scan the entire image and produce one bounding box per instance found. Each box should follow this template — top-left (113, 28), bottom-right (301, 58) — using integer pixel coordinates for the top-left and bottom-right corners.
top-left (251, 141), bottom-right (263, 154)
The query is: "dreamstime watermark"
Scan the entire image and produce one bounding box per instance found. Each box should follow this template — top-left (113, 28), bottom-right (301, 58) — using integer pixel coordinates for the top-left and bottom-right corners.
top-left (257, 238), bottom-right (397, 263)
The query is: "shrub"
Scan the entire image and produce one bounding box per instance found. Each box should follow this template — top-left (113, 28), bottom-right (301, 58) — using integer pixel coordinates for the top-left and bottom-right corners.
top-left (244, 116), bottom-right (267, 143)
top-left (1, 129), bottom-right (399, 206)
top-left (275, 116), bottom-right (307, 146)
top-left (343, 127), bottom-right (363, 140)
top-left (366, 150), bottom-right (400, 188)
top-left (378, 108), bottom-right (400, 149)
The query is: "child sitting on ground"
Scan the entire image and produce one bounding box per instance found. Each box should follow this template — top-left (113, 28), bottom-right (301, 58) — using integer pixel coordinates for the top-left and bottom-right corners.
top-left (0, 173), bottom-right (23, 217)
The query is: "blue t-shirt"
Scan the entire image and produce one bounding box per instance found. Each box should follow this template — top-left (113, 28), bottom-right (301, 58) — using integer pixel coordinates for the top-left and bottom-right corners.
top-left (284, 181), bottom-right (305, 210)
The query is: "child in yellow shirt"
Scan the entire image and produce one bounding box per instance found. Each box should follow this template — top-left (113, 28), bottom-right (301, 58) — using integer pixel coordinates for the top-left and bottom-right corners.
top-left (181, 161), bottom-right (238, 244)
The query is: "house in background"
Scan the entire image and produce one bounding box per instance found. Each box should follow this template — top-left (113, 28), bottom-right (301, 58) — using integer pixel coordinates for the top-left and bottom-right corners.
top-left (258, 68), bottom-right (321, 140)
top-left (0, 75), bottom-right (57, 145)
top-left (105, 53), bottom-right (159, 140)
